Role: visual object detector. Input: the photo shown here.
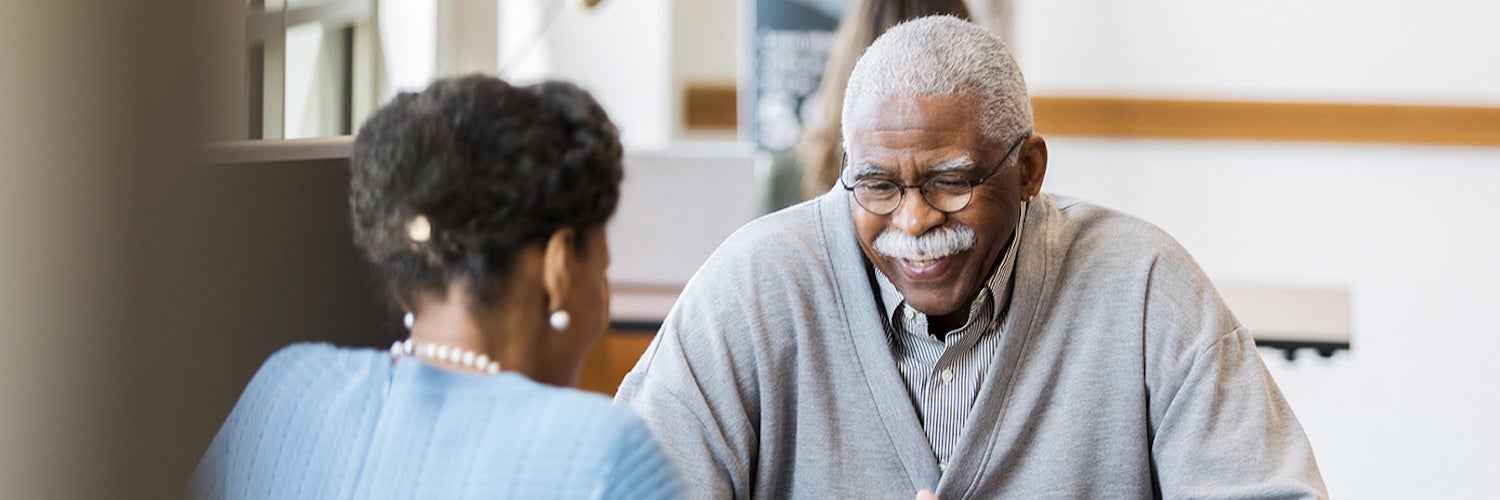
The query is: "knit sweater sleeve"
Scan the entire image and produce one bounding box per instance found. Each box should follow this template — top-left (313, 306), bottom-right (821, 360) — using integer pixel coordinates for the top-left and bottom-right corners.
top-left (1136, 228), bottom-right (1328, 499)
top-left (613, 306), bottom-right (757, 499)
top-left (1151, 328), bottom-right (1327, 499)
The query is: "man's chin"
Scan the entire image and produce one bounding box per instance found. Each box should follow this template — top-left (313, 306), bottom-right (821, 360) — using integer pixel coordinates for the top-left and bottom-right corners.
top-left (901, 292), bottom-right (965, 317)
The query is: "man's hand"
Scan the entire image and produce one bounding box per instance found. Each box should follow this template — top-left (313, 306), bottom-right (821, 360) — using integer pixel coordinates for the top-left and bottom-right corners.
top-left (916, 489), bottom-right (939, 500)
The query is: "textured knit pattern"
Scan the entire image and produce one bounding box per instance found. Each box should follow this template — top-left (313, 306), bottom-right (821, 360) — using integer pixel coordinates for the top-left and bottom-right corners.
top-left (194, 343), bottom-right (681, 500)
top-left (616, 190), bottom-right (1327, 499)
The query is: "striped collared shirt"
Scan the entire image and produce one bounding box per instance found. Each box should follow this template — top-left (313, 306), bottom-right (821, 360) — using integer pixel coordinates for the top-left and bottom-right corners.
top-left (871, 214), bottom-right (1025, 473)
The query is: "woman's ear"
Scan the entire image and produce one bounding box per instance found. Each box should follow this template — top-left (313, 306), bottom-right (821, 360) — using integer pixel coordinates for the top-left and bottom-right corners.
top-left (541, 228), bottom-right (576, 312)
top-left (393, 289), bottom-right (412, 313)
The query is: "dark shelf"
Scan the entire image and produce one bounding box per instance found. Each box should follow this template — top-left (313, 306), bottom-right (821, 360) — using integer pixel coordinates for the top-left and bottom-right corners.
top-left (1256, 340), bottom-right (1350, 361)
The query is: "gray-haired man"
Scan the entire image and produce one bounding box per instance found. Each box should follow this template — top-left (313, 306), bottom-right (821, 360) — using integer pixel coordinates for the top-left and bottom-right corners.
top-left (617, 15), bottom-right (1326, 499)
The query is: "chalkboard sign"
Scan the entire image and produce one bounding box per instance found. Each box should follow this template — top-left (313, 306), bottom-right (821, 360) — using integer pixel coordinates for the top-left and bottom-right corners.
top-left (748, 0), bottom-right (844, 152)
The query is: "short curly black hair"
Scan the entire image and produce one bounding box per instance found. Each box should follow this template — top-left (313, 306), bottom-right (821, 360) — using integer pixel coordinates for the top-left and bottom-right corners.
top-left (350, 74), bottom-right (622, 309)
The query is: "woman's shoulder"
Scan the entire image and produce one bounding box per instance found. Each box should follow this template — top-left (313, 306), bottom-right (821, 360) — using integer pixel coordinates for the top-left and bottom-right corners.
top-left (506, 380), bottom-right (647, 435)
top-left (250, 342), bottom-right (387, 389)
top-left (194, 344), bottom-right (390, 497)
top-left (261, 341), bottom-right (374, 367)
top-left (497, 384), bottom-right (681, 498)
top-left (485, 381), bottom-right (660, 458)
top-left (225, 343), bottom-right (390, 421)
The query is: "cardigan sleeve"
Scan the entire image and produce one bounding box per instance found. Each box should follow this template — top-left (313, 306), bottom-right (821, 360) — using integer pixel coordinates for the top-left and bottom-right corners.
top-left (1150, 328), bottom-right (1328, 499)
top-left (1136, 233), bottom-right (1328, 499)
top-left (614, 324), bottom-right (757, 499)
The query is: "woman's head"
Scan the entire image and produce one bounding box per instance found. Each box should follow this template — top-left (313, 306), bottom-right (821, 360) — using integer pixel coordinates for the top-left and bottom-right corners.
top-left (350, 75), bottom-right (622, 314)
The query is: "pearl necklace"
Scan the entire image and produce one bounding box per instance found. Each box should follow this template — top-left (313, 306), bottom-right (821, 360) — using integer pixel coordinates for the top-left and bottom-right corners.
top-left (389, 339), bottom-right (501, 375)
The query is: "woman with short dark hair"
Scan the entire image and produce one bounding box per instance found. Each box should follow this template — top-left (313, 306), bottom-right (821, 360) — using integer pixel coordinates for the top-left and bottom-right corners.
top-left (194, 75), bottom-right (681, 499)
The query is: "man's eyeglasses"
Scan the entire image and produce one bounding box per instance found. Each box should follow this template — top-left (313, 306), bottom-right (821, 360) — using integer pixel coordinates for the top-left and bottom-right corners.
top-left (840, 135), bottom-right (1028, 216)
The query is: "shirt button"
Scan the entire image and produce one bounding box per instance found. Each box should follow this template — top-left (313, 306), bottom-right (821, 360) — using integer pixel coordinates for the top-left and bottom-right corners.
top-left (941, 368), bottom-right (954, 384)
top-left (939, 461), bottom-right (948, 473)
top-left (904, 306), bottom-right (916, 320)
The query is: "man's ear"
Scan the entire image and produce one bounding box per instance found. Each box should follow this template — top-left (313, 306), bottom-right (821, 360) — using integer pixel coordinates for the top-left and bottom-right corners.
top-left (1020, 134), bottom-right (1049, 200)
top-left (541, 228), bottom-right (576, 312)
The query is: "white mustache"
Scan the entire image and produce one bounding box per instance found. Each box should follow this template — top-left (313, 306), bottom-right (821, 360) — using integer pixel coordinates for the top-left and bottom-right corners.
top-left (873, 225), bottom-right (976, 261)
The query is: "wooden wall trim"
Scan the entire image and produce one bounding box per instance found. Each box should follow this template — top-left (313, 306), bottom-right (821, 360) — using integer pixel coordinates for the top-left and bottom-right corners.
top-left (684, 84), bottom-right (738, 129)
top-left (683, 83), bottom-right (1500, 146)
top-left (1031, 96), bottom-right (1500, 147)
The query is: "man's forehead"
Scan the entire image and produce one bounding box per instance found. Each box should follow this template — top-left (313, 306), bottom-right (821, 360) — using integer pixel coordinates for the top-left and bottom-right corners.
top-left (848, 155), bottom-right (977, 177)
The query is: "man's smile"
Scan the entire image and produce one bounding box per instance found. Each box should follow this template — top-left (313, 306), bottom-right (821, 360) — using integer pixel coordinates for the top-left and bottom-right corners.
top-left (896, 253), bottom-right (959, 280)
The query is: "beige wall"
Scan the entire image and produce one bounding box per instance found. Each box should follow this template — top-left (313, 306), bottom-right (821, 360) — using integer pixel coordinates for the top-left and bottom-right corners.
top-left (0, 2), bottom-right (390, 497)
top-left (1, 2), bottom-right (161, 497)
top-left (136, 157), bottom-right (393, 497)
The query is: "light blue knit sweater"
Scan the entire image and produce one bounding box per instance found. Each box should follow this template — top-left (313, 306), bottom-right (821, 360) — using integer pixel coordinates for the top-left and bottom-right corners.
top-left (194, 343), bottom-right (681, 499)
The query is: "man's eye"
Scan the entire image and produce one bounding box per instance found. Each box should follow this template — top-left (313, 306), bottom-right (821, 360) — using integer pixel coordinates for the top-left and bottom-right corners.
top-left (930, 177), bottom-right (970, 192)
top-left (857, 180), bottom-right (899, 195)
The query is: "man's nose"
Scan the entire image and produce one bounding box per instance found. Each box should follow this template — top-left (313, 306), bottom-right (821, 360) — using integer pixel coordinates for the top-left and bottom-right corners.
top-left (890, 189), bottom-right (945, 236)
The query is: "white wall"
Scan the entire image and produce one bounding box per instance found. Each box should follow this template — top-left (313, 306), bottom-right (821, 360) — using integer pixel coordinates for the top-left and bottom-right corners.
top-left (670, 0), bottom-right (738, 86)
top-left (486, 0), bottom-right (739, 144)
top-left (1013, 0), bottom-right (1500, 105)
top-left (1012, 0), bottom-right (1500, 497)
top-left (379, 1), bottom-right (438, 95)
top-left (671, 0), bottom-right (740, 141)
top-left (609, 146), bottom-right (758, 287)
top-left (500, 0), bottom-right (674, 148)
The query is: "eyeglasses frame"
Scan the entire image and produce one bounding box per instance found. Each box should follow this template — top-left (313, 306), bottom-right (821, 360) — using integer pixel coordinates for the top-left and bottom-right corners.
top-left (840, 134), bottom-right (1030, 216)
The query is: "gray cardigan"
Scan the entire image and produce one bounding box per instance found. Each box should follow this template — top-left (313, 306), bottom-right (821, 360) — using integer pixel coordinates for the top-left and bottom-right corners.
top-left (616, 190), bottom-right (1326, 499)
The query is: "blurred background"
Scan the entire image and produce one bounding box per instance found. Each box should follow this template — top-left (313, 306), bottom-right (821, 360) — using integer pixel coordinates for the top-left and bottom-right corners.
top-left (2, 0), bottom-right (1496, 498)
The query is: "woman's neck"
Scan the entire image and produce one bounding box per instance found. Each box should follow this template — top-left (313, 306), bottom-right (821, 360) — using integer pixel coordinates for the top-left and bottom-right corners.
top-left (405, 282), bottom-right (559, 384)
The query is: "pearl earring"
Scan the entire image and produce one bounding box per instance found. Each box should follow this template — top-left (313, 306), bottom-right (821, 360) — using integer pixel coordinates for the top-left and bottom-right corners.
top-left (403, 312), bottom-right (414, 329)
top-left (549, 310), bottom-right (570, 331)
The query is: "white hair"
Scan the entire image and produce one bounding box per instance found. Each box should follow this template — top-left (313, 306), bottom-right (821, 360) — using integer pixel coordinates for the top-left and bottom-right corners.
top-left (841, 15), bottom-right (1032, 148)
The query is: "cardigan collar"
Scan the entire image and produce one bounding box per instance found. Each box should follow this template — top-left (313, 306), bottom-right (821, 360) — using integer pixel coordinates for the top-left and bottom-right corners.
top-left (817, 187), bottom-right (1058, 495)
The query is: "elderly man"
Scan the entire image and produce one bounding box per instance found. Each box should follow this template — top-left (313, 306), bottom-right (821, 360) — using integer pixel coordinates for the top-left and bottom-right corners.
top-left (617, 15), bottom-right (1326, 499)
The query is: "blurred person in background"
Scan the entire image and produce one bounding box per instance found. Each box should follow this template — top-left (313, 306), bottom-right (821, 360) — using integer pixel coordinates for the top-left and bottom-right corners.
top-left (193, 75), bottom-right (681, 499)
top-left (759, 0), bottom-right (972, 213)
